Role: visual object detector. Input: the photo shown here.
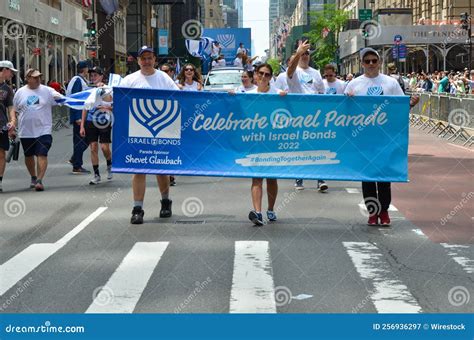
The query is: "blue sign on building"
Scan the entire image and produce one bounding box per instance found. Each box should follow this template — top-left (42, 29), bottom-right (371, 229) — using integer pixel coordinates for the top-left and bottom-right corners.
top-left (203, 28), bottom-right (252, 64)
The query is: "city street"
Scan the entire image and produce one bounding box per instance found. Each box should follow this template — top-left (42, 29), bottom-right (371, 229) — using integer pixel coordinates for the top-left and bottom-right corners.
top-left (0, 126), bottom-right (471, 314)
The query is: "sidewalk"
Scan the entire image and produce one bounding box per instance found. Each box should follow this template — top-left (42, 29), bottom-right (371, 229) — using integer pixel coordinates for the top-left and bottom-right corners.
top-left (392, 127), bottom-right (473, 244)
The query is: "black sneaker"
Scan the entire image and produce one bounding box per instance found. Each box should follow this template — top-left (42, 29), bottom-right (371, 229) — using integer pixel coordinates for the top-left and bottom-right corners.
top-left (248, 210), bottom-right (264, 226)
top-left (160, 198), bottom-right (172, 218)
top-left (318, 180), bottom-right (328, 193)
top-left (72, 167), bottom-right (91, 175)
top-left (130, 206), bottom-right (144, 224)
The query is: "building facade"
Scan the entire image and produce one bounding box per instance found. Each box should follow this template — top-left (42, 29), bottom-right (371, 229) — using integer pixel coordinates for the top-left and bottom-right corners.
top-left (202, 0), bottom-right (224, 28)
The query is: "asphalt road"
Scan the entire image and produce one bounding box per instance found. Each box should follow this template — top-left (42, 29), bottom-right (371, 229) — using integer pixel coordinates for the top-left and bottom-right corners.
top-left (0, 126), bottom-right (472, 314)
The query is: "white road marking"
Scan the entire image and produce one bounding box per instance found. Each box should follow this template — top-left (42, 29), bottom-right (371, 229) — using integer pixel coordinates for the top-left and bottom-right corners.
top-left (0, 207), bottom-right (107, 296)
top-left (86, 242), bottom-right (169, 313)
top-left (230, 241), bottom-right (276, 313)
top-left (440, 243), bottom-right (474, 274)
top-left (345, 188), bottom-right (360, 194)
top-left (358, 203), bottom-right (398, 212)
top-left (343, 242), bottom-right (422, 313)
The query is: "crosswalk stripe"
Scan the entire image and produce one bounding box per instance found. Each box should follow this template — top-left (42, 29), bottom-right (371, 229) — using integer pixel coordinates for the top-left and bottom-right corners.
top-left (440, 243), bottom-right (474, 274)
top-left (86, 242), bottom-right (169, 313)
top-left (230, 241), bottom-right (276, 313)
top-left (0, 207), bottom-right (107, 297)
top-left (345, 188), bottom-right (360, 194)
top-left (343, 242), bottom-right (422, 313)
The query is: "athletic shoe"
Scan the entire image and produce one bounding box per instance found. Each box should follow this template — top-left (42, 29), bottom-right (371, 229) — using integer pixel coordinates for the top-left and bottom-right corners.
top-left (35, 181), bottom-right (44, 192)
top-left (30, 178), bottom-right (37, 189)
top-left (72, 167), bottom-right (91, 174)
top-left (266, 210), bottom-right (277, 221)
top-left (66, 159), bottom-right (73, 165)
top-left (379, 211), bottom-right (391, 226)
top-left (89, 174), bottom-right (101, 185)
top-left (130, 206), bottom-right (144, 224)
top-left (318, 180), bottom-right (328, 193)
top-left (294, 179), bottom-right (304, 190)
top-left (170, 176), bottom-right (176, 186)
top-left (107, 166), bottom-right (113, 180)
top-left (367, 215), bottom-right (378, 226)
top-left (160, 198), bottom-right (172, 218)
top-left (248, 210), bottom-right (264, 226)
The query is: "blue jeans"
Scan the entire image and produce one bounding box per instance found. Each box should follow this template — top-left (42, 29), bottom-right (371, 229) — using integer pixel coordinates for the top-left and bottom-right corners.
top-left (72, 122), bottom-right (89, 169)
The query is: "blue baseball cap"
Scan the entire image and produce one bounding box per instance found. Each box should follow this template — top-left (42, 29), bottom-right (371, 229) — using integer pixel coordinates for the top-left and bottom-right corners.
top-left (77, 60), bottom-right (89, 70)
top-left (138, 45), bottom-right (155, 56)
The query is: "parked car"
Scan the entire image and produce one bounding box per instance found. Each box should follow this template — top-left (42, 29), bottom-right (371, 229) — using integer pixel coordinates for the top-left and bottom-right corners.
top-left (203, 66), bottom-right (243, 92)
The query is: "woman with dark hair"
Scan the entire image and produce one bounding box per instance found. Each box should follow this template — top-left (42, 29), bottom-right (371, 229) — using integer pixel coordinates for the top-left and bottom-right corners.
top-left (176, 63), bottom-right (203, 91)
top-left (246, 63), bottom-right (286, 226)
top-left (236, 70), bottom-right (257, 93)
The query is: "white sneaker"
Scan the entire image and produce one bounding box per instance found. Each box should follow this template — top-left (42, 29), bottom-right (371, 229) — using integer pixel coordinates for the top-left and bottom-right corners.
top-left (107, 166), bottom-right (113, 180)
top-left (294, 179), bottom-right (304, 190)
top-left (89, 174), bottom-right (101, 185)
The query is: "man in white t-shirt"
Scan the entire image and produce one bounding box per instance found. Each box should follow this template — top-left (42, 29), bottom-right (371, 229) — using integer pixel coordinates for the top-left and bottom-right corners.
top-left (119, 46), bottom-right (180, 225)
top-left (287, 39), bottom-right (327, 192)
top-left (236, 43), bottom-right (247, 56)
top-left (212, 54), bottom-right (226, 68)
top-left (12, 69), bottom-right (62, 191)
top-left (345, 48), bottom-right (419, 226)
top-left (323, 64), bottom-right (346, 94)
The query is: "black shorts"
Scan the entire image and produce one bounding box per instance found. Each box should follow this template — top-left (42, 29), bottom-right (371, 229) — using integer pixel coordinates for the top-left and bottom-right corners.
top-left (85, 120), bottom-right (112, 144)
top-left (0, 131), bottom-right (9, 151)
top-left (20, 135), bottom-right (53, 157)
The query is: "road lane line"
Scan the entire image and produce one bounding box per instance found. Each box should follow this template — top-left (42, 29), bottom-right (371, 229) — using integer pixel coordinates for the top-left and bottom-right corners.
top-left (345, 188), bottom-right (360, 194)
top-left (0, 207), bottom-right (107, 297)
top-left (358, 203), bottom-right (398, 212)
top-left (230, 241), bottom-right (276, 313)
top-left (86, 242), bottom-right (169, 313)
top-left (440, 243), bottom-right (474, 274)
top-left (343, 242), bottom-right (422, 313)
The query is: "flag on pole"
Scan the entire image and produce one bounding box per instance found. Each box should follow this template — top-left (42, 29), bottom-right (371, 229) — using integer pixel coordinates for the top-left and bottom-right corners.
top-left (82, 0), bottom-right (93, 7)
top-left (175, 58), bottom-right (181, 79)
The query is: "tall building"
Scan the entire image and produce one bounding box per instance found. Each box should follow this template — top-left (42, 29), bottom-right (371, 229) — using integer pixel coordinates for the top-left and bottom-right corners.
top-left (202, 0), bottom-right (224, 28)
top-left (235, 0), bottom-right (243, 27)
top-left (337, 0), bottom-right (474, 74)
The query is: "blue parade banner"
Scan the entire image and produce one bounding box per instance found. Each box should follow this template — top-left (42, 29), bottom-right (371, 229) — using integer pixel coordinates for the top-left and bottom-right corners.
top-left (0, 313), bottom-right (472, 339)
top-left (203, 28), bottom-right (252, 63)
top-left (111, 88), bottom-right (410, 182)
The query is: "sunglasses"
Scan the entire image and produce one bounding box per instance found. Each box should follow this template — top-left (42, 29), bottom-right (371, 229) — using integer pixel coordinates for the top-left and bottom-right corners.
top-left (258, 71), bottom-right (272, 78)
top-left (363, 59), bottom-right (379, 65)
top-left (184, 68), bottom-right (195, 72)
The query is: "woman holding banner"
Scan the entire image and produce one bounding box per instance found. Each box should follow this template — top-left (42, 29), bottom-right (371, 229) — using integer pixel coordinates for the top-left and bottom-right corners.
top-left (176, 64), bottom-right (203, 91)
top-left (246, 63), bottom-right (286, 226)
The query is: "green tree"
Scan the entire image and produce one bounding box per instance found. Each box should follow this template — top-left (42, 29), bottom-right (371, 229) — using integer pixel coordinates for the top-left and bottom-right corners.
top-left (306, 4), bottom-right (349, 70)
top-left (266, 58), bottom-right (281, 76)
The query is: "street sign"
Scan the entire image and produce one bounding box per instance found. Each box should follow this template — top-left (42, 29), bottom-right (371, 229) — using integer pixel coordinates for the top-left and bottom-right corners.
top-left (86, 45), bottom-right (101, 50)
top-left (359, 9), bottom-right (372, 21)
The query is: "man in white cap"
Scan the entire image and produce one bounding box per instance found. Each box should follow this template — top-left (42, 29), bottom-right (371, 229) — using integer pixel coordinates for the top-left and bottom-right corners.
top-left (119, 46), bottom-right (180, 224)
top-left (345, 48), bottom-right (419, 226)
top-left (0, 61), bottom-right (18, 192)
top-left (12, 68), bottom-right (63, 191)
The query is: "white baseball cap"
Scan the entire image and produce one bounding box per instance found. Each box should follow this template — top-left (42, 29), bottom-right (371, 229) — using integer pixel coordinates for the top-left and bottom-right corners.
top-left (0, 60), bottom-right (18, 72)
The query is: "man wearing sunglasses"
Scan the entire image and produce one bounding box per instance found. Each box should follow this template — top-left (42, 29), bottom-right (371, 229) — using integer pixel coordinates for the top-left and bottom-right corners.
top-left (287, 39), bottom-right (328, 192)
top-left (345, 48), bottom-right (419, 226)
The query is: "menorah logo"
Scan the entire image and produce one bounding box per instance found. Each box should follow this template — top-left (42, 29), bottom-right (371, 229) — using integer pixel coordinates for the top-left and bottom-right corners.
top-left (366, 86), bottom-right (384, 96)
top-left (129, 98), bottom-right (181, 139)
top-left (217, 34), bottom-right (235, 49)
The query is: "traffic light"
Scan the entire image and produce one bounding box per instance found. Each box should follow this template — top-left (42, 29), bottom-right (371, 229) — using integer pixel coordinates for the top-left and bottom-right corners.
top-left (460, 13), bottom-right (470, 31)
top-left (87, 18), bottom-right (97, 37)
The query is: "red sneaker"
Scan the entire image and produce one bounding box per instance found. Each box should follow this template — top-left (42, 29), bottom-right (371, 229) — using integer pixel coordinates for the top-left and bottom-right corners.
top-left (367, 214), bottom-right (378, 226)
top-left (379, 211), bottom-right (391, 226)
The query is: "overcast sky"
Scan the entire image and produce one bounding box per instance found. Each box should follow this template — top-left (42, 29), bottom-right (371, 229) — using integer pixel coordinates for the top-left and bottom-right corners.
top-left (243, 0), bottom-right (269, 57)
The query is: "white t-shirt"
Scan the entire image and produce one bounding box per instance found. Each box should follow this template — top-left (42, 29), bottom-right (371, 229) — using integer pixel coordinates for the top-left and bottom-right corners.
top-left (344, 73), bottom-right (405, 96)
top-left (236, 47), bottom-right (246, 55)
top-left (14, 85), bottom-right (61, 138)
top-left (323, 79), bottom-right (346, 94)
top-left (274, 72), bottom-right (289, 91)
top-left (247, 85), bottom-right (279, 94)
top-left (233, 58), bottom-right (243, 67)
top-left (176, 80), bottom-right (201, 91)
top-left (212, 59), bottom-right (226, 68)
top-left (120, 69), bottom-right (179, 90)
top-left (236, 84), bottom-right (257, 93)
top-left (287, 66), bottom-right (325, 94)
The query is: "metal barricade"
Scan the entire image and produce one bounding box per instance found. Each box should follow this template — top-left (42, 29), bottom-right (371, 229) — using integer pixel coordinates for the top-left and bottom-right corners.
top-left (52, 106), bottom-right (70, 131)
